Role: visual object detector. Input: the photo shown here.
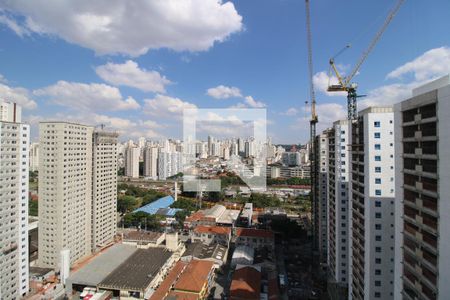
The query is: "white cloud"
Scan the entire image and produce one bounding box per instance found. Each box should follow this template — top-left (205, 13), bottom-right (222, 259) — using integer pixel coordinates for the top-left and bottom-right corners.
top-left (207, 85), bottom-right (242, 99)
top-left (0, 82), bottom-right (37, 109)
top-left (143, 94), bottom-right (197, 118)
top-left (95, 60), bottom-right (171, 93)
top-left (387, 47), bottom-right (450, 81)
top-left (0, 0), bottom-right (243, 56)
top-left (313, 71), bottom-right (347, 97)
top-left (34, 80), bottom-right (140, 112)
top-left (243, 96), bottom-right (266, 108)
top-left (283, 107), bottom-right (298, 116)
top-left (0, 14), bottom-right (30, 37)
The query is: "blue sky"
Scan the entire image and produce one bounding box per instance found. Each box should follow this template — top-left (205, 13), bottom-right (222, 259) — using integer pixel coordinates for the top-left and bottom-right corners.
top-left (0, 0), bottom-right (449, 143)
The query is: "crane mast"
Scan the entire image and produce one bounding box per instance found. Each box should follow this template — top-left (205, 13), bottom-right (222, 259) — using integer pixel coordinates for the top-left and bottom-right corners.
top-left (328, 0), bottom-right (405, 120)
top-left (305, 0), bottom-right (318, 254)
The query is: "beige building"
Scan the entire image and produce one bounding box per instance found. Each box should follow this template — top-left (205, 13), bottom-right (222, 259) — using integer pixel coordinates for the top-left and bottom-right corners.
top-left (92, 130), bottom-right (119, 252)
top-left (38, 122), bottom-right (119, 268)
top-left (125, 146), bottom-right (140, 178)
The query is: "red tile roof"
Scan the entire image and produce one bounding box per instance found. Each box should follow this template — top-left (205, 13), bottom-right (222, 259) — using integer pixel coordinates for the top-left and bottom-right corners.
top-left (166, 291), bottom-right (199, 300)
top-left (174, 260), bottom-right (214, 293)
top-left (236, 228), bottom-right (274, 239)
top-left (194, 225), bottom-right (231, 236)
top-left (149, 261), bottom-right (187, 300)
top-left (230, 266), bottom-right (261, 300)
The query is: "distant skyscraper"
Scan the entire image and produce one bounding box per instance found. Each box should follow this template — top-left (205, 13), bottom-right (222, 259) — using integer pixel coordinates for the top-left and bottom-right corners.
top-left (0, 102), bottom-right (29, 299)
top-left (125, 146), bottom-right (140, 178)
top-left (394, 76), bottom-right (450, 300)
top-left (143, 146), bottom-right (158, 179)
top-left (349, 107), bottom-right (396, 300)
top-left (29, 142), bottom-right (39, 172)
top-left (38, 122), bottom-right (94, 268)
top-left (92, 130), bottom-right (119, 252)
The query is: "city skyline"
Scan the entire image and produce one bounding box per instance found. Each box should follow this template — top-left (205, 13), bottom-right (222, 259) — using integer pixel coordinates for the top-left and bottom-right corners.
top-left (0, 0), bottom-right (449, 143)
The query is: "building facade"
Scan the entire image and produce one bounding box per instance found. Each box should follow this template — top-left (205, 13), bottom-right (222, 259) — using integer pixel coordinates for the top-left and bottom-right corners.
top-left (349, 107), bottom-right (396, 300)
top-left (394, 75), bottom-right (450, 300)
top-left (143, 146), bottom-right (158, 179)
top-left (29, 142), bottom-right (39, 172)
top-left (0, 102), bottom-right (29, 299)
top-left (327, 120), bottom-right (351, 291)
top-left (38, 122), bottom-right (94, 268)
top-left (125, 146), bottom-right (140, 178)
top-left (92, 130), bottom-right (119, 252)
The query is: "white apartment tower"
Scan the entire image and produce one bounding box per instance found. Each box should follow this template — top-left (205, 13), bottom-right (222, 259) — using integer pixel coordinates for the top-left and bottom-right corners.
top-left (315, 129), bottom-right (330, 264)
top-left (143, 146), bottom-right (158, 179)
top-left (125, 146), bottom-right (140, 178)
top-left (349, 107), bottom-right (396, 300)
top-left (92, 130), bottom-right (119, 252)
top-left (394, 75), bottom-right (450, 300)
top-left (38, 122), bottom-right (94, 268)
top-left (327, 120), bottom-right (351, 292)
top-left (0, 102), bottom-right (29, 299)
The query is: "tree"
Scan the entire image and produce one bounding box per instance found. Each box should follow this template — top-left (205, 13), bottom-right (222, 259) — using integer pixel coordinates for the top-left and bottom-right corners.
top-left (29, 200), bottom-right (38, 216)
top-left (248, 193), bottom-right (281, 208)
top-left (174, 210), bottom-right (188, 228)
top-left (117, 195), bottom-right (139, 213)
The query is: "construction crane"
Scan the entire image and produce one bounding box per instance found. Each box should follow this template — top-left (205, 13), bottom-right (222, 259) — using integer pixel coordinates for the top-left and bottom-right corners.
top-left (304, 0), bottom-right (319, 254)
top-left (327, 0), bottom-right (405, 120)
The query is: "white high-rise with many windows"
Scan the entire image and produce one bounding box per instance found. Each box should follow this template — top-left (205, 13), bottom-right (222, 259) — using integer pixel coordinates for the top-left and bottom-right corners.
top-left (327, 120), bottom-right (351, 291)
top-left (125, 146), bottom-right (140, 178)
top-left (143, 146), bottom-right (158, 179)
top-left (38, 122), bottom-right (94, 268)
top-left (349, 107), bottom-right (396, 300)
top-left (29, 142), bottom-right (39, 172)
top-left (0, 102), bottom-right (29, 299)
top-left (92, 130), bottom-right (119, 252)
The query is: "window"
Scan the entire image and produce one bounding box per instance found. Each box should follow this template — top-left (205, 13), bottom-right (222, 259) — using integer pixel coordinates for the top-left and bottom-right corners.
top-left (375, 246), bottom-right (381, 252)
top-left (375, 269), bottom-right (381, 275)
top-left (374, 132), bottom-right (381, 138)
top-left (375, 178), bottom-right (381, 184)
top-left (375, 144), bottom-right (381, 150)
top-left (375, 155), bottom-right (381, 161)
top-left (375, 224), bottom-right (382, 230)
top-left (375, 235), bottom-right (382, 241)
top-left (375, 189), bottom-right (382, 196)
top-left (375, 167), bottom-right (381, 173)
top-left (375, 212), bottom-right (382, 218)
top-left (374, 121), bottom-right (381, 127)
top-left (375, 258), bottom-right (381, 264)
top-left (375, 281), bottom-right (381, 287)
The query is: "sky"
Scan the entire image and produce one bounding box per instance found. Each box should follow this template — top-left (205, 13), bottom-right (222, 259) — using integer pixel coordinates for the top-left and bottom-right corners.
top-left (0, 0), bottom-right (449, 143)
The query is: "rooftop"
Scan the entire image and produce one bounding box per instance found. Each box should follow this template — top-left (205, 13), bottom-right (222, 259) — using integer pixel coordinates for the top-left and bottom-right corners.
top-left (149, 261), bottom-right (187, 300)
top-left (194, 225), bottom-right (231, 236)
top-left (99, 248), bottom-right (172, 292)
top-left (66, 244), bottom-right (137, 288)
top-left (183, 242), bottom-right (227, 262)
top-left (230, 266), bottom-right (261, 300)
top-left (173, 260), bottom-right (214, 293)
top-left (122, 230), bottom-right (164, 243)
top-left (236, 228), bottom-right (274, 239)
top-left (133, 195), bottom-right (175, 215)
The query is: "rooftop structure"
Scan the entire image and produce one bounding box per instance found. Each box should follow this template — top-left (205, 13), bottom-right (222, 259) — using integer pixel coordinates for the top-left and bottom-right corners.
top-left (181, 242), bottom-right (228, 266)
top-left (98, 248), bottom-right (173, 293)
top-left (230, 266), bottom-right (261, 300)
top-left (133, 195), bottom-right (175, 215)
top-left (66, 244), bottom-right (137, 293)
top-left (122, 230), bottom-right (165, 248)
top-left (173, 260), bottom-right (215, 297)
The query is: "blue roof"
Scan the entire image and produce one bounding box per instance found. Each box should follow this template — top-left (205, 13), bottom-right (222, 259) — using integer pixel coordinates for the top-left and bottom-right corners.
top-left (133, 195), bottom-right (175, 215)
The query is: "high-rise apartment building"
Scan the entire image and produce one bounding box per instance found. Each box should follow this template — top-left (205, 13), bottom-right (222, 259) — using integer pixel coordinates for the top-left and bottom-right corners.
top-left (349, 107), bottom-right (396, 300)
top-left (327, 120), bottom-right (351, 293)
top-left (92, 130), bottom-right (119, 252)
top-left (394, 75), bottom-right (450, 300)
top-left (0, 102), bottom-right (29, 299)
top-left (39, 122), bottom-right (94, 268)
top-left (315, 130), bottom-right (330, 265)
top-left (29, 142), bottom-right (39, 172)
top-left (143, 146), bottom-right (158, 179)
top-left (125, 146), bottom-right (140, 178)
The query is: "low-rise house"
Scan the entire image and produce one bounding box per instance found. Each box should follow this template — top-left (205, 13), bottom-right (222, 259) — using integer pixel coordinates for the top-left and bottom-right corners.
top-left (231, 246), bottom-right (255, 267)
top-left (192, 225), bottom-right (231, 246)
top-left (230, 266), bottom-right (261, 300)
top-left (181, 242), bottom-right (228, 267)
top-left (121, 230), bottom-right (165, 248)
top-left (235, 228), bottom-right (274, 250)
top-left (170, 260), bottom-right (215, 299)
